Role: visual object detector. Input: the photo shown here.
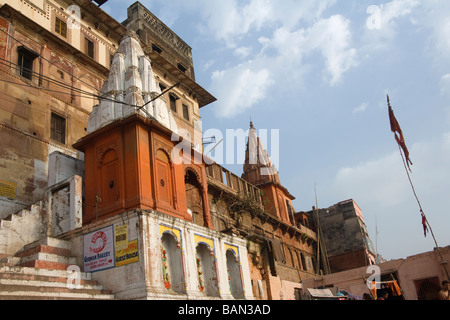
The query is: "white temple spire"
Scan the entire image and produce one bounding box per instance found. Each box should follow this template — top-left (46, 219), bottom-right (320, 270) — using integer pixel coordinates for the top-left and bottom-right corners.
top-left (87, 31), bottom-right (178, 135)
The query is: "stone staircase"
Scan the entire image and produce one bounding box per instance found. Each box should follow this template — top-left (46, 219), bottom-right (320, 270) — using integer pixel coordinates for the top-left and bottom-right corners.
top-left (0, 201), bottom-right (47, 260)
top-left (0, 237), bottom-right (115, 300)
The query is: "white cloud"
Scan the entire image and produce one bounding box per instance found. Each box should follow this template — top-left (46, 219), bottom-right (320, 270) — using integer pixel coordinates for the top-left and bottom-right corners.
top-left (380, 0), bottom-right (419, 27)
top-left (361, 0), bottom-right (419, 53)
top-left (197, 0), bottom-right (337, 46)
top-left (332, 132), bottom-right (450, 209)
top-left (358, 0), bottom-right (450, 70)
top-left (360, 0), bottom-right (450, 70)
top-left (180, 0), bottom-right (273, 48)
top-left (234, 47), bottom-right (252, 59)
top-left (333, 151), bottom-right (408, 207)
top-left (440, 74), bottom-right (450, 96)
top-left (353, 102), bottom-right (368, 114)
top-left (259, 14), bottom-right (358, 85)
top-left (416, 1), bottom-right (450, 67)
top-left (210, 13), bottom-right (358, 117)
top-left (210, 66), bottom-right (272, 118)
top-left (307, 15), bottom-right (358, 86)
top-left (202, 60), bottom-right (215, 72)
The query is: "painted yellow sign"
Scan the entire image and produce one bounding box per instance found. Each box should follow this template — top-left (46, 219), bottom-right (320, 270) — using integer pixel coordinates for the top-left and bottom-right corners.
top-left (115, 240), bottom-right (139, 267)
top-left (114, 225), bottom-right (128, 250)
top-left (0, 178), bottom-right (17, 200)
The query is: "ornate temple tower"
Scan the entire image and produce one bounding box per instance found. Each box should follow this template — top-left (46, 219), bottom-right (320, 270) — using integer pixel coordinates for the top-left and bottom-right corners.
top-left (242, 122), bottom-right (296, 225)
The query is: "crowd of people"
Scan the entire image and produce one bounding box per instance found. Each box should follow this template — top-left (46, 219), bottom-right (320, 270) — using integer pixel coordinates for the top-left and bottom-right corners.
top-left (359, 280), bottom-right (449, 300)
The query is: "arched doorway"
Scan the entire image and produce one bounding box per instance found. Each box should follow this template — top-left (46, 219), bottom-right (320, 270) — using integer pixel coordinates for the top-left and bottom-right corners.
top-left (226, 249), bottom-right (244, 299)
top-left (161, 232), bottom-right (186, 294)
top-left (196, 243), bottom-right (219, 297)
top-left (156, 149), bottom-right (174, 208)
top-left (185, 169), bottom-right (204, 227)
top-left (99, 148), bottom-right (120, 214)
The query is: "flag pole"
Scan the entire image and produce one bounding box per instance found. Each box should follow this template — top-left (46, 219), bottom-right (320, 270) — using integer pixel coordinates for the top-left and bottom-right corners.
top-left (396, 143), bottom-right (449, 280)
top-left (388, 95), bottom-right (449, 281)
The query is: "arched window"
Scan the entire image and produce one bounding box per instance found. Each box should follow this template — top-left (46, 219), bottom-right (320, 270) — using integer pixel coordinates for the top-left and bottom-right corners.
top-left (226, 250), bottom-right (244, 299)
top-left (286, 200), bottom-right (295, 225)
top-left (296, 252), bottom-right (302, 271)
top-left (196, 243), bottom-right (219, 297)
top-left (161, 232), bottom-right (185, 294)
top-left (278, 194), bottom-right (286, 220)
top-left (300, 253), bottom-right (307, 271)
top-left (288, 248), bottom-right (295, 268)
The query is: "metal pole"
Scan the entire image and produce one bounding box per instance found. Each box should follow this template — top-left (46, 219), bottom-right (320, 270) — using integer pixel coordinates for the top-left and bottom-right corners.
top-left (397, 144), bottom-right (450, 281)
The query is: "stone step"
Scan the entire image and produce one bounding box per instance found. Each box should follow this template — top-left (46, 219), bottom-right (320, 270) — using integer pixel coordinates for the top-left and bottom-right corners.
top-left (0, 266), bottom-right (114, 300)
top-left (0, 265), bottom-right (92, 281)
top-left (15, 237), bottom-right (76, 271)
top-left (0, 285), bottom-right (114, 300)
top-left (0, 271), bottom-right (103, 290)
top-left (0, 236), bottom-right (115, 300)
top-left (0, 283), bottom-right (110, 295)
top-left (0, 295), bottom-right (104, 300)
top-left (19, 258), bottom-right (73, 271)
top-left (0, 278), bottom-right (106, 292)
top-left (20, 237), bottom-right (72, 252)
top-left (0, 284), bottom-right (111, 296)
top-left (20, 251), bottom-right (77, 267)
top-left (16, 244), bottom-right (72, 259)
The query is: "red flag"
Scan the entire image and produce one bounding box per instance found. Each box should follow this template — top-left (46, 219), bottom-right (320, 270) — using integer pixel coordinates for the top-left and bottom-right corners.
top-left (387, 95), bottom-right (413, 170)
top-left (421, 210), bottom-right (428, 237)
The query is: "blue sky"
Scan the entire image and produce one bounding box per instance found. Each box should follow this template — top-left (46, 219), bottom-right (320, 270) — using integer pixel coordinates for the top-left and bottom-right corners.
top-left (102, 0), bottom-right (450, 260)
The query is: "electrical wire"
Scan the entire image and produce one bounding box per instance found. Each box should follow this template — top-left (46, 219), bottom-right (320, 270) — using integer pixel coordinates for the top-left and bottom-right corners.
top-left (0, 77), bottom-right (102, 101)
top-left (0, 58), bottom-right (134, 108)
top-left (136, 81), bottom-right (180, 111)
top-left (0, 74), bottom-right (157, 120)
top-left (0, 58), bottom-right (178, 118)
top-left (0, 57), bottom-right (101, 99)
top-left (0, 26), bottom-right (102, 93)
top-left (0, 56), bottom-right (95, 94)
top-left (0, 27), bottom-right (180, 118)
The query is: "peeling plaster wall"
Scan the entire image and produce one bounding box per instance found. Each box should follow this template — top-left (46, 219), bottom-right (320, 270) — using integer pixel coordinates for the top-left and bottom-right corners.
top-left (48, 175), bottom-right (83, 237)
top-left (0, 174), bottom-right (83, 257)
top-left (65, 210), bottom-right (254, 300)
top-left (0, 202), bottom-right (47, 257)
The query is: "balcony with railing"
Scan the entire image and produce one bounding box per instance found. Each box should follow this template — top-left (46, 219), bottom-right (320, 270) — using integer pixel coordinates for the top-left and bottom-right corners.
top-left (206, 163), bottom-right (262, 205)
